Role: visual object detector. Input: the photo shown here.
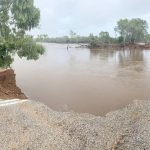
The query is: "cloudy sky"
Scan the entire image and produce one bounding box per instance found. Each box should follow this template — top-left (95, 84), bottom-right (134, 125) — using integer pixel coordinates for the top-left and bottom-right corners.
top-left (30, 0), bottom-right (150, 37)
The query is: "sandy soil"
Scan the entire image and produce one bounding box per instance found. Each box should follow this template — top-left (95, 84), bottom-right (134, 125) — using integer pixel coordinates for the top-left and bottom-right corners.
top-left (0, 69), bottom-right (27, 99)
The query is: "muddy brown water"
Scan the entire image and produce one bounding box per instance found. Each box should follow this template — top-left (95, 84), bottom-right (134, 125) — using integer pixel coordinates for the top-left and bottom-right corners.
top-left (12, 43), bottom-right (150, 115)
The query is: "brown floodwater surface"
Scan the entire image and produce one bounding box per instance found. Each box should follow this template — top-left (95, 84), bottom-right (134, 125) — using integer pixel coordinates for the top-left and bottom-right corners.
top-left (12, 43), bottom-right (150, 115)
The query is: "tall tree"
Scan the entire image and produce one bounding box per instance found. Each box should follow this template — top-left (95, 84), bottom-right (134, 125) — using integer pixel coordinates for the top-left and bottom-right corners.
top-left (0, 0), bottom-right (45, 68)
top-left (89, 34), bottom-right (99, 48)
top-left (99, 31), bottom-right (110, 44)
top-left (69, 30), bottom-right (76, 39)
top-left (129, 19), bottom-right (148, 43)
top-left (115, 18), bottom-right (148, 44)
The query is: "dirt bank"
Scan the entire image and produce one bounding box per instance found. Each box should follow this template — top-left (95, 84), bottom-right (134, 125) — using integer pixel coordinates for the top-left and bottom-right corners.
top-left (1, 99), bottom-right (150, 150)
top-left (0, 69), bottom-right (27, 99)
top-left (90, 43), bottom-right (150, 50)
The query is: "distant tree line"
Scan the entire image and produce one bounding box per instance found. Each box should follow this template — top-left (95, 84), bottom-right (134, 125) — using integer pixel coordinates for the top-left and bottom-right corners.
top-left (36, 18), bottom-right (150, 48)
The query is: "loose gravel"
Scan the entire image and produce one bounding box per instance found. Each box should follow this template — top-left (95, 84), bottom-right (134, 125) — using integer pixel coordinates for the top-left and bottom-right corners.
top-left (0, 99), bottom-right (150, 150)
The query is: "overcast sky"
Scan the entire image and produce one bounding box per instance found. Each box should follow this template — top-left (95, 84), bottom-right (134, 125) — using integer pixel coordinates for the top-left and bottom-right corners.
top-left (30, 0), bottom-right (150, 37)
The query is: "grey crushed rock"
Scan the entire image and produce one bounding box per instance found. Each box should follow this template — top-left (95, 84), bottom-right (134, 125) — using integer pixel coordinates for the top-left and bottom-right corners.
top-left (0, 99), bottom-right (150, 150)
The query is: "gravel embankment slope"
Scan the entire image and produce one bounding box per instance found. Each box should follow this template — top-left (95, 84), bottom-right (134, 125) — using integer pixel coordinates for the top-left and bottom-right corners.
top-left (0, 99), bottom-right (150, 150)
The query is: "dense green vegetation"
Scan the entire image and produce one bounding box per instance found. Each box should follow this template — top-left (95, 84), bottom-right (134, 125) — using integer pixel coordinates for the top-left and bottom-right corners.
top-left (0, 0), bottom-right (45, 68)
top-left (36, 18), bottom-right (150, 47)
top-left (115, 18), bottom-right (148, 44)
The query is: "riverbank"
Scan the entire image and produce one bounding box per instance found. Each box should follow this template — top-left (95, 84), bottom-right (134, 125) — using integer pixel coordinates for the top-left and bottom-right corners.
top-left (0, 99), bottom-right (150, 149)
top-left (0, 69), bottom-right (27, 99)
top-left (89, 43), bottom-right (150, 50)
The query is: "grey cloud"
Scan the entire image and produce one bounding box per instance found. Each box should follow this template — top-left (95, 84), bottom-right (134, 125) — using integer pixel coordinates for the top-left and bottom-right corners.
top-left (31, 0), bottom-right (150, 37)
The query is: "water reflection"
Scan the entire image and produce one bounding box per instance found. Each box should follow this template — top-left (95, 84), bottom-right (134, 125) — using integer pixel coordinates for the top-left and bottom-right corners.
top-left (90, 48), bottom-right (145, 72)
top-left (12, 44), bottom-right (150, 115)
top-left (117, 49), bottom-right (145, 71)
top-left (90, 49), bottom-right (115, 61)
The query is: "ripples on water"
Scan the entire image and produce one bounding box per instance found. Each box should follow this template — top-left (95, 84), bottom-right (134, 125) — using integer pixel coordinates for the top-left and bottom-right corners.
top-left (12, 43), bottom-right (150, 115)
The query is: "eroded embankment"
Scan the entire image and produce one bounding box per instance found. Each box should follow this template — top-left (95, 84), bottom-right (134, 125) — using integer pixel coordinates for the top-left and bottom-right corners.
top-left (0, 69), bottom-right (27, 99)
top-left (0, 99), bottom-right (150, 150)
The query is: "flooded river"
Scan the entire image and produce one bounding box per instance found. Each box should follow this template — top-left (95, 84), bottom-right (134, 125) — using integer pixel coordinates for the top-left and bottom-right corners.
top-left (12, 43), bottom-right (150, 115)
